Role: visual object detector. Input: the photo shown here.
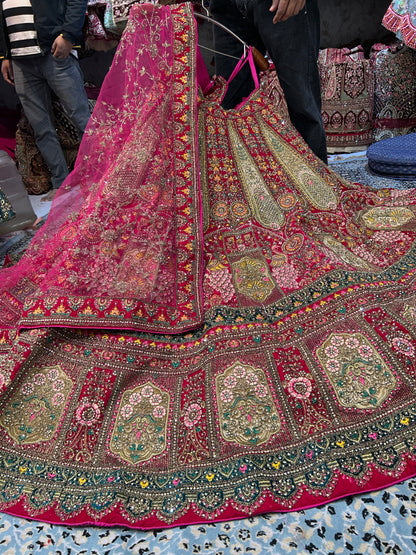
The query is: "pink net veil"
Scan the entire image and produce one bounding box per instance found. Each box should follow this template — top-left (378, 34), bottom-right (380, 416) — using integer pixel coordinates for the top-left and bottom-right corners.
top-left (0, 3), bottom-right (205, 334)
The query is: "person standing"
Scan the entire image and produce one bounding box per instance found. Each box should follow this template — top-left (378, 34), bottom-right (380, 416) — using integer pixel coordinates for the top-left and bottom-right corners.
top-left (0, 0), bottom-right (91, 196)
top-left (209, 0), bottom-right (327, 163)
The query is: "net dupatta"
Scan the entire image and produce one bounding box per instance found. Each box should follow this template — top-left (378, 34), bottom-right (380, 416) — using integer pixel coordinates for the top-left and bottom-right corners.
top-left (0, 3), bottom-right (205, 334)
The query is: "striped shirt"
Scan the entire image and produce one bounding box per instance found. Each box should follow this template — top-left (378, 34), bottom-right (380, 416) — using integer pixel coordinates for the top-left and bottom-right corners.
top-left (2, 0), bottom-right (41, 57)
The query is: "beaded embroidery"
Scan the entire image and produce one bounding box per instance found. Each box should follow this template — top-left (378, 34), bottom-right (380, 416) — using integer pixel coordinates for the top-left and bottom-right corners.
top-left (0, 3), bottom-right (415, 530)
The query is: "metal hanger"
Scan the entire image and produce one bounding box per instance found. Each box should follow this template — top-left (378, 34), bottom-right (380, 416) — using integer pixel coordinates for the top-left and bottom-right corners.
top-left (196, 6), bottom-right (269, 70)
top-left (197, 12), bottom-right (248, 60)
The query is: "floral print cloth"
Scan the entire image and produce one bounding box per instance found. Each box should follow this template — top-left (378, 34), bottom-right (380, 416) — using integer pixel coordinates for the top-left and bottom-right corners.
top-left (0, 478), bottom-right (415, 554)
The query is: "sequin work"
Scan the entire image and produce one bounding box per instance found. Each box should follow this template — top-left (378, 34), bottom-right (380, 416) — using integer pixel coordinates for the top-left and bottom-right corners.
top-left (0, 3), bottom-right (415, 530)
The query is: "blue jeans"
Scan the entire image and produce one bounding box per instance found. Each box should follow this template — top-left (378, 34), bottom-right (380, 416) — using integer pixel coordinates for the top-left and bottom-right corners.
top-left (209, 0), bottom-right (327, 163)
top-left (12, 53), bottom-right (90, 189)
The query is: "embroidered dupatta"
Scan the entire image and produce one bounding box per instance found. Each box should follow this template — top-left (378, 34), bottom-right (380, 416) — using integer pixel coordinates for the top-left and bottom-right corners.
top-left (0, 3), bottom-right (204, 334)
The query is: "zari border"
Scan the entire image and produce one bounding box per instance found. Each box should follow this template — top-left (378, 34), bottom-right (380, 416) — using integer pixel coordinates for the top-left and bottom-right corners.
top-left (0, 250), bottom-right (416, 528)
top-left (19, 4), bottom-right (204, 335)
top-left (0, 415), bottom-right (414, 528)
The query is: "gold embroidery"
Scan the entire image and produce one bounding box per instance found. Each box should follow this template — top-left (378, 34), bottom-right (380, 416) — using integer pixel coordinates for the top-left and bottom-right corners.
top-left (228, 122), bottom-right (285, 229)
top-left (259, 119), bottom-right (338, 210)
top-left (232, 256), bottom-right (276, 302)
top-left (0, 365), bottom-right (73, 445)
top-left (362, 206), bottom-right (415, 230)
top-left (320, 234), bottom-right (377, 271)
top-left (403, 304), bottom-right (416, 323)
top-left (316, 332), bottom-right (397, 409)
top-left (198, 108), bottom-right (210, 233)
top-left (109, 382), bottom-right (170, 464)
top-left (215, 361), bottom-right (281, 446)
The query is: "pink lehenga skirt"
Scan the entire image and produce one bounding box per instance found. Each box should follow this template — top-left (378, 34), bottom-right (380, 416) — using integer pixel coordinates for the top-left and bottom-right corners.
top-left (383, 0), bottom-right (416, 50)
top-left (0, 3), bottom-right (416, 529)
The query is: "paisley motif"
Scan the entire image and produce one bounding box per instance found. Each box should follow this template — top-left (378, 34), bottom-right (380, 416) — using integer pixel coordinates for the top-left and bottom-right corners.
top-left (320, 234), bottom-right (378, 271)
top-left (362, 206), bottom-right (415, 230)
top-left (228, 122), bottom-right (285, 229)
top-left (258, 119), bottom-right (338, 210)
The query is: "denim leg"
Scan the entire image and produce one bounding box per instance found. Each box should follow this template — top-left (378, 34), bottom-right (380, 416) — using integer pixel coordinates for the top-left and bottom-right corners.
top-left (210, 0), bottom-right (264, 109)
top-left (44, 53), bottom-right (90, 137)
top-left (250, 0), bottom-right (327, 162)
top-left (12, 57), bottom-right (69, 188)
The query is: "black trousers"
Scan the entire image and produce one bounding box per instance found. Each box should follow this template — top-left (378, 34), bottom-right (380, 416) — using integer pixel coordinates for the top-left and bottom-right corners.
top-left (209, 0), bottom-right (327, 163)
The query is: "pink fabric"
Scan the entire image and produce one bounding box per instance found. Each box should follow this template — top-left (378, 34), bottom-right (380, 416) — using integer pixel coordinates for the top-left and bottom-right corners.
top-left (0, 109), bottom-right (19, 160)
top-left (383, 2), bottom-right (416, 49)
top-left (227, 47), bottom-right (259, 90)
top-left (197, 47), bottom-right (211, 91)
top-left (0, 3), bottom-right (204, 334)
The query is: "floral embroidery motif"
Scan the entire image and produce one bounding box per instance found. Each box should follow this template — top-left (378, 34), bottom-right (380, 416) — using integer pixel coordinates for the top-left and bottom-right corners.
top-left (274, 347), bottom-right (333, 436)
top-left (215, 361), bottom-right (281, 446)
top-left (231, 256), bottom-right (275, 302)
top-left (362, 207), bottom-right (415, 230)
top-left (178, 369), bottom-right (210, 465)
top-left (203, 257), bottom-right (235, 307)
top-left (109, 382), bottom-right (170, 464)
top-left (61, 365), bottom-right (116, 464)
top-left (285, 374), bottom-right (332, 435)
top-left (271, 256), bottom-right (299, 291)
top-left (343, 64), bottom-right (367, 99)
top-left (392, 336), bottom-right (415, 357)
top-left (75, 400), bottom-right (101, 426)
top-left (316, 333), bottom-right (397, 409)
top-left (0, 365), bottom-right (73, 445)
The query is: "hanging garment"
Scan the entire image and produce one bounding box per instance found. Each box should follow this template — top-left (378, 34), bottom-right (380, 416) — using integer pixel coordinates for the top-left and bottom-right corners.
top-left (318, 46), bottom-right (374, 152)
top-left (371, 41), bottom-right (416, 142)
top-left (0, 3), bottom-right (416, 530)
top-left (84, 4), bottom-right (119, 51)
top-left (15, 98), bottom-right (85, 195)
top-left (383, 0), bottom-right (416, 50)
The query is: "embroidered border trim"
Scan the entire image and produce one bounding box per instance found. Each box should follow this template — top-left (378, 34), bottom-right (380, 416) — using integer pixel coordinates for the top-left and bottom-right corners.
top-left (19, 4), bottom-right (204, 335)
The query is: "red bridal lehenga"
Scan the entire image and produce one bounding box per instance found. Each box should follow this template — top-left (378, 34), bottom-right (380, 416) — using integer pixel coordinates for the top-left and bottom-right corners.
top-left (0, 3), bottom-right (416, 529)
